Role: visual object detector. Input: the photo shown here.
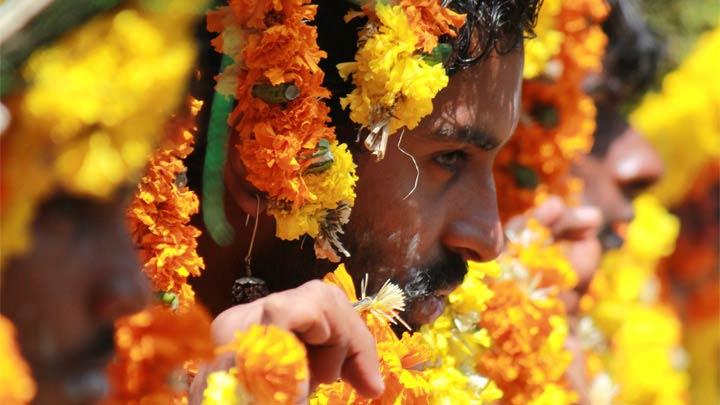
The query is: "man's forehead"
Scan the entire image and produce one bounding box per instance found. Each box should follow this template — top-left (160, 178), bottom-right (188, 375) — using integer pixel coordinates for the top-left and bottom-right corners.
top-left (413, 50), bottom-right (524, 150)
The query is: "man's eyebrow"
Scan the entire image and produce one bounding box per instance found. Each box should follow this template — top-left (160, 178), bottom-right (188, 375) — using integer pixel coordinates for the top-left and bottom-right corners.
top-left (429, 126), bottom-right (501, 151)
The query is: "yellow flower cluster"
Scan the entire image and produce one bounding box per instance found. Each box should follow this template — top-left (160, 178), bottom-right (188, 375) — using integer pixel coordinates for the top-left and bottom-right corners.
top-left (581, 195), bottom-right (689, 404)
top-left (0, 0), bottom-right (203, 268)
top-left (523, 0), bottom-right (564, 79)
top-left (0, 316), bottom-right (36, 404)
top-left (631, 25), bottom-right (720, 207)
top-left (339, 3), bottom-right (458, 159)
top-left (421, 261), bottom-right (503, 404)
top-left (271, 141), bottom-right (358, 241)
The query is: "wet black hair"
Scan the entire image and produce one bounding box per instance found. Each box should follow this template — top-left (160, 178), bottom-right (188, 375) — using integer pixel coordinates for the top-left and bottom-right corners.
top-left (315, 0), bottom-right (542, 139)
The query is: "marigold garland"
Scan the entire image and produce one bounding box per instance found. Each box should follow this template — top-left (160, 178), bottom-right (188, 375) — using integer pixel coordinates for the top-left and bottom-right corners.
top-left (207, 0), bottom-right (359, 261)
top-left (580, 195), bottom-right (690, 404)
top-left (630, 25), bottom-right (720, 207)
top-left (494, 0), bottom-right (608, 220)
top-left (127, 98), bottom-right (206, 307)
top-left (0, 316), bottom-right (36, 404)
top-left (104, 303), bottom-right (215, 404)
top-left (338, 1), bottom-right (465, 159)
top-left (0, 1), bottom-right (204, 268)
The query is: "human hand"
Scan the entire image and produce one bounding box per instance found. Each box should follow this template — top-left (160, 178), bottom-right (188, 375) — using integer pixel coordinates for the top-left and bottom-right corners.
top-left (190, 280), bottom-right (384, 403)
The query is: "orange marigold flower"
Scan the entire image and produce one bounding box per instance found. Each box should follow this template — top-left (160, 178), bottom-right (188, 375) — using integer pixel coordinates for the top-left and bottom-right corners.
top-left (220, 325), bottom-right (308, 404)
top-left (0, 316), bottom-right (36, 404)
top-left (105, 303), bottom-right (214, 403)
top-left (478, 281), bottom-right (574, 404)
top-left (557, 0), bottom-right (610, 80)
top-left (399, 0), bottom-right (466, 52)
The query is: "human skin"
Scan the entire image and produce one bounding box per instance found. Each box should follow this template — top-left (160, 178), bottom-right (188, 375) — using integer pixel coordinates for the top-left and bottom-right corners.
top-left (572, 100), bottom-right (664, 252)
top-left (193, 48), bottom-right (525, 331)
top-left (0, 190), bottom-right (150, 405)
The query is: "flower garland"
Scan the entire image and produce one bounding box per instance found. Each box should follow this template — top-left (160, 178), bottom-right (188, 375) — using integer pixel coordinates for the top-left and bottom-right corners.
top-left (494, 0), bottom-right (609, 221)
top-left (0, 1), bottom-right (204, 268)
top-left (338, 1), bottom-right (465, 159)
top-left (580, 195), bottom-right (690, 404)
top-left (126, 97), bottom-right (206, 307)
top-left (630, 27), bottom-right (720, 403)
top-left (0, 316), bottom-right (36, 404)
top-left (207, 0), bottom-right (359, 261)
top-left (630, 25), bottom-right (720, 207)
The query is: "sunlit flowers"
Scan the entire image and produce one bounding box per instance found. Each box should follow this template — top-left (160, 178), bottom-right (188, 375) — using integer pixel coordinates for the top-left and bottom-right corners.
top-left (338, 3), bottom-right (456, 159)
top-left (219, 325), bottom-right (309, 404)
top-left (207, 0), bottom-right (358, 261)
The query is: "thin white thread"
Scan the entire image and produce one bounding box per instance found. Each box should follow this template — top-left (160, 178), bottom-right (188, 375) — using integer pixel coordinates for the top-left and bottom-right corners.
top-left (397, 130), bottom-right (419, 200)
top-left (244, 195), bottom-right (260, 276)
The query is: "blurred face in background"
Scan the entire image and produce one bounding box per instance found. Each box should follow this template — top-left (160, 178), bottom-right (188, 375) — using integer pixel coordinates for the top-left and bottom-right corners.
top-left (1, 189), bottom-right (150, 404)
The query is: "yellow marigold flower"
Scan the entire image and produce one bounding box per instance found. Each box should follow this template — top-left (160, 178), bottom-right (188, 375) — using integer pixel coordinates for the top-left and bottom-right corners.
top-left (273, 141), bottom-right (357, 240)
top-left (0, 316), bottom-right (36, 404)
top-left (523, 0), bottom-right (564, 79)
top-left (202, 370), bottom-right (242, 405)
top-left (631, 26), bottom-right (720, 207)
top-left (221, 325), bottom-right (308, 405)
top-left (339, 4), bottom-right (448, 134)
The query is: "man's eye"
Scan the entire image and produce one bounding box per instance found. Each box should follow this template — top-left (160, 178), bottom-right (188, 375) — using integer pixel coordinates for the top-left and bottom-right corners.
top-left (433, 150), bottom-right (467, 170)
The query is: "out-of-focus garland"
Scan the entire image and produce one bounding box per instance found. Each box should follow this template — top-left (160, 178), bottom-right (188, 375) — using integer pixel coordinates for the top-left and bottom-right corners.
top-left (631, 25), bottom-right (720, 404)
top-left (0, 1), bottom-right (203, 268)
top-left (579, 195), bottom-right (689, 404)
top-left (494, 0), bottom-right (609, 221)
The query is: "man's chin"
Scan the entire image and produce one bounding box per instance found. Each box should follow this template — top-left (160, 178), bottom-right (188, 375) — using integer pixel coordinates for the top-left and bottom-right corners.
top-left (403, 295), bottom-right (447, 331)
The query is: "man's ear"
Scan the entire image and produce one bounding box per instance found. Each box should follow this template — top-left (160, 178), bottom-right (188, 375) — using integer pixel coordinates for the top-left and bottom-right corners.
top-left (224, 143), bottom-right (268, 219)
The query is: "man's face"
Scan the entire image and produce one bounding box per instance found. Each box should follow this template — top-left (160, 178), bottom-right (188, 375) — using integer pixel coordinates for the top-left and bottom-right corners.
top-left (1, 190), bottom-right (150, 404)
top-left (572, 100), bottom-right (664, 252)
top-left (341, 50), bottom-right (524, 329)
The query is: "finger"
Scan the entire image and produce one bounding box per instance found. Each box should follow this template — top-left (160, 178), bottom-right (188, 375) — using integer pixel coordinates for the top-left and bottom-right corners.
top-left (211, 301), bottom-right (264, 344)
top-left (551, 206), bottom-right (603, 240)
top-left (532, 196), bottom-right (565, 226)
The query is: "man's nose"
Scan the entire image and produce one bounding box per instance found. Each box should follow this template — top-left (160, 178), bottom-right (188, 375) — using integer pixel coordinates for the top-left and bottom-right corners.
top-left (610, 127), bottom-right (664, 199)
top-left (443, 198), bottom-right (504, 263)
top-left (91, 228), bottom-right (151, 322)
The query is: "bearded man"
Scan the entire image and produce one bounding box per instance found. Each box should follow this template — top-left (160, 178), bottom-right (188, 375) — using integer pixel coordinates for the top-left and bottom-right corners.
top-left (191, 0), bottom-right (542, 336)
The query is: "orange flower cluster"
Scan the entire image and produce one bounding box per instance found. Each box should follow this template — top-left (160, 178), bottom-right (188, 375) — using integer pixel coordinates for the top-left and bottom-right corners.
top-left (104, 304), bottom-right (214, 403)
top-left (0, 316), bottom-right (36, 404)
top-left (399, 0), bottom-right (467, 52)
top-left (477, 280), bottom-right (575, 404)
top-left (495, 0), bottom-right (609, 221)
top-left (126, 98), bottom-right (205, 306)
top-left (208, 0), bottom-right (336, 208)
